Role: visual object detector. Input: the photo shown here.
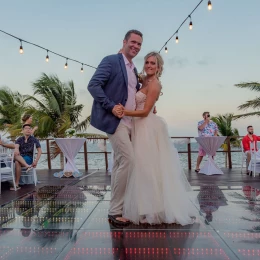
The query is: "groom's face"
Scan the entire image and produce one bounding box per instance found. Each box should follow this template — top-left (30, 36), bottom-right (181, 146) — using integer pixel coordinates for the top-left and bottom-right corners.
top-left (123, 33), bottom-right (142, 58)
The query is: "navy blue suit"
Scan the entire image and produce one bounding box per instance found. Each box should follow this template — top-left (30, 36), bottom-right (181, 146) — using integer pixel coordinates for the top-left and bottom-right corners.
top-left (88, 53), bottom-right (140, 134)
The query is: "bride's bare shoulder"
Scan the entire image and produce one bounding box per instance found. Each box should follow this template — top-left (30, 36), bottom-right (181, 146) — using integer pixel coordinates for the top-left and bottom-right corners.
top-left (150, 79), bottom-right (162, 91)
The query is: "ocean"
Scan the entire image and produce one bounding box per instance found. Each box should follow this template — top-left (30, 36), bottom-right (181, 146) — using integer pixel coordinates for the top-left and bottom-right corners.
top-left (36, 140), bottom-right (242, 170)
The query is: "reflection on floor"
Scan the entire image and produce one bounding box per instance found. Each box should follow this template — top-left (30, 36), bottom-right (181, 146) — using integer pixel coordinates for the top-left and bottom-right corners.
top-left (1, 173), bottom-right (260, 259)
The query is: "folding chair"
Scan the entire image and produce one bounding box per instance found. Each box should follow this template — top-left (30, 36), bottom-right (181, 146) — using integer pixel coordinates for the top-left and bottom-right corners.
top-left (0, 149), bottom-right (16, 194)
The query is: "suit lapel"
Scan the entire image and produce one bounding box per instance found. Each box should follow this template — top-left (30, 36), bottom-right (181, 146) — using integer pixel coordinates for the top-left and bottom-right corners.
top-left (119, 54), bottom-right (128, 87)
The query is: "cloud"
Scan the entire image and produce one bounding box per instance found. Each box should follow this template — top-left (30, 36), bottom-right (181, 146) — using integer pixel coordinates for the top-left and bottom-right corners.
top-left (78, 88), bottom-right (88, 95)
top-left (134, 56), bottom-right (145, 66)
top-left (217, 84), bottom-right (224, 88)
top-left (167, 56), bottom-right (189, 68)
top-left (197, 57), bottom-right (212, 66)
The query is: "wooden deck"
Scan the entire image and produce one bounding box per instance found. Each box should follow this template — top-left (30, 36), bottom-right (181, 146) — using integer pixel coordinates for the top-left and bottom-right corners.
top-left (1, 167), bottom-right (260, 205)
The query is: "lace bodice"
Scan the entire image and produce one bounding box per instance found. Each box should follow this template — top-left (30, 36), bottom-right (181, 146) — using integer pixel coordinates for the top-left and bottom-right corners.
top-left (135, 91), bottom-right (155, 112)
top-left (135, 91), bottom-right (147, 111)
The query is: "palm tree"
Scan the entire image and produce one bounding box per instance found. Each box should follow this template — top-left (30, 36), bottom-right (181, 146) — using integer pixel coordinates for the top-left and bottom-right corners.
top-left (22, 73), bottom-right (105, 166)
top-left (21, 73), bottom-right (91, 138)
top-left (0, 86), bottom-right (27, 136)
top-left (211, 113), bottom-right (240, 167)
top-left (234, 82), bottom-right (260, 119)
top-left (1, 74), bottom-right (105, 167)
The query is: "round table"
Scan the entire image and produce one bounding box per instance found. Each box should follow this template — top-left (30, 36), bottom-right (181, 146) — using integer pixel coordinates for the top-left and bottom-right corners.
top-left (195, 136), bottom-right (226, 175)
top-left (54, 138), bottom-right (86, 178)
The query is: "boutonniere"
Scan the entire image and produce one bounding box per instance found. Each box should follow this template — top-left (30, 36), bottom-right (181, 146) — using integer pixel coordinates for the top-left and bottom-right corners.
top-left (133, 68), bottom-right (141, 82)
top-left (138, 73), bottom-right (145, 84)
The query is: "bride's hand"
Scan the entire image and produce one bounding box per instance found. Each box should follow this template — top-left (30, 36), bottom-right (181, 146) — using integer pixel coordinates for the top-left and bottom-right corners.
top-left (112, 104), bottom-right (124, 118)
top-left (117, 104), bottom-right (125, 118)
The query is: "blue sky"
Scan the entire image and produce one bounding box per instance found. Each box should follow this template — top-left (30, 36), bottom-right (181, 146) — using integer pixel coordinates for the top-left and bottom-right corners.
top-left (1, 0), bottom-right (260, 136)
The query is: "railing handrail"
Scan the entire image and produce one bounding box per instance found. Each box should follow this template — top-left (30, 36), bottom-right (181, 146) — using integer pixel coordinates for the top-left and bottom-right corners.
top-left (10, 135), bottom-right (246, 141)
top-left (9, 136), bottom-right (245, 170)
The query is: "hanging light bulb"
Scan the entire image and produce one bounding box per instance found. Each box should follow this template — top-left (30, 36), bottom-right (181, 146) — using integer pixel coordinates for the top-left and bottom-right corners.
top-left (176, 33), bottom-right (179, 44)
top-left (165, 47), bottom-right (168, 53)
top-left (64, 58), bottom-right (68, 69)
top-left (208, 0), bottom-right (212, 10)
top-left (81, 64), bottom-right (84, 72)
top-left (46, 50), bottom-right (49, 62)
top-left (19, 40), bottom-right (23, 54)
top-left (189, 15), bottom-right (193, 30)
top-left (189, 21), bottom-right (193, 30)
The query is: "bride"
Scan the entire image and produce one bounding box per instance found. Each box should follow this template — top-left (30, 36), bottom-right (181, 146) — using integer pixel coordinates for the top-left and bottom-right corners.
top-left (119, 51), bottom-right (197, 225)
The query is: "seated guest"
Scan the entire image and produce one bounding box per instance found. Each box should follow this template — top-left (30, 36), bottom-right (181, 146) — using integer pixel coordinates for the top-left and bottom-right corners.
top-left (12, 124), bottom-right (42, 190)
top-left (195, 111), bottom-right (218, 172)
top-left (22, 114), bottom-right (38, 135)
top-left (0, 134), bottom-right (36, 189)
top-left (242, 125), bottom-right (260, 175)
top-left (0, 135), bottom-right (15, 150)
top-left (0, 135), bottom-right (15, 168)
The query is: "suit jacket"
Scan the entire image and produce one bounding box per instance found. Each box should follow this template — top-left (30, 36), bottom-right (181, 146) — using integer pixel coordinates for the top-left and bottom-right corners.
top-left (88, 53), bottom-right (140, 134)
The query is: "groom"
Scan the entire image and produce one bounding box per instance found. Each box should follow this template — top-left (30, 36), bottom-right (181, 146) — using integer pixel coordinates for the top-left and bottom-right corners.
top-left (88, 29), bottom-right (143, 225)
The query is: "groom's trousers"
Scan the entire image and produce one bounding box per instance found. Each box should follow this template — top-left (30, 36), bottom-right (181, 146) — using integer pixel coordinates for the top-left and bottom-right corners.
top-left (107, 123), bottom-right (134, 216)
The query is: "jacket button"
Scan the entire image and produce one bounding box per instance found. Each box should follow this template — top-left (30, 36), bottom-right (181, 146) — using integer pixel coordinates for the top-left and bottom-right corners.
top-left (125, 99), bottom-right (127, 101)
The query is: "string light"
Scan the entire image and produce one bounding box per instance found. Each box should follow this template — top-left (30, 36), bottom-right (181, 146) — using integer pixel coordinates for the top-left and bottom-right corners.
top-left (208, 0), bottom-right (212, 10)
top-left (19, 40), bottom-right (23, 54)
top-left (189, 15), bottom-right (193, 30)
top-left (64, 58), bottom-right (68, 69)
top-left (159, 0), bottom-right (210, 53)
top-left (2, 0), bottom-right (212, 70)
top-left (46, 50), bottom-right (49, 62)
top-left (0, 29), bottom-right (97, 71)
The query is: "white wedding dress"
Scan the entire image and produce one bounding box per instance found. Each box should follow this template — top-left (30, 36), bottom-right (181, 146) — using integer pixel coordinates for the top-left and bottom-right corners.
top-left (122, 91), bottom-right (198, 225)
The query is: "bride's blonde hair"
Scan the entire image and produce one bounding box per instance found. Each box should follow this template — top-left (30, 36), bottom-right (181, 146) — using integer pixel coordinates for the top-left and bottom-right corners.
top-left (142, 51), bottom-right (164, 78)
top-left (141, 52), bottom-right (164, 96)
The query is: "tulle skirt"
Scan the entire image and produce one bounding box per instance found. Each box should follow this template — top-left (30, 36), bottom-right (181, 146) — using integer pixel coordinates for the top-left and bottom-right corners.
top-left (122, 113), bottom-right (198, 225)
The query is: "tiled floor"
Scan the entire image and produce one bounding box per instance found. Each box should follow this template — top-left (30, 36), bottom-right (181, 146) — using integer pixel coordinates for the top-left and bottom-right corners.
top-left (0, 170), bottom-right (260, 259)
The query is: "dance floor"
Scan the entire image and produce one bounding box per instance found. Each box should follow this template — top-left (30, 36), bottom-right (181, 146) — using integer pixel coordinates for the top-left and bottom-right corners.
top-left (0, 169), bottom-right (260, 260)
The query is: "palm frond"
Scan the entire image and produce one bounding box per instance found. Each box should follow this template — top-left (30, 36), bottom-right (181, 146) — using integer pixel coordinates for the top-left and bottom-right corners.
top-left (75, 116), bottom-right (91, 131)
top-left (235, 82), bottom-right (260, 92)
top-left (56, 114), bottom-right (71, 136)
top-left (37, 115), bottom-right (56, 138)
top-left (1, 73), bottom-right (89, 140)
top-left (238, 97), bottom-right (260, 111)
top-left (67, 104), bottom-right (84, 124)
top-left (24, 95), bottom-right (50, 114)
top-left (211, 113), bottom-right (239, 147)
top-left (0, 86), bottom-right (27, 131)
top-left (233, 111), bottom-right (260, 119)
top-left (49, 141), bottom-right (61, 160)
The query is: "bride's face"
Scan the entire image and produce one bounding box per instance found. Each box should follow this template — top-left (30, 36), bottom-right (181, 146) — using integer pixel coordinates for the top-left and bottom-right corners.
top-left (144, 56), bottom-right (158, 76)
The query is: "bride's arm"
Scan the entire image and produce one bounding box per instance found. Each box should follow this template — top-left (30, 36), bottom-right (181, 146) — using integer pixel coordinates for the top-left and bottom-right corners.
top-left (123, 82), bottom-right (161, 117)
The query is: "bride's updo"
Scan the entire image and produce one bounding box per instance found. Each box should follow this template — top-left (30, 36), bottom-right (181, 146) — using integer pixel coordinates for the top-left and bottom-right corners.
top-left (143, 51), bottom-right (164, 78)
